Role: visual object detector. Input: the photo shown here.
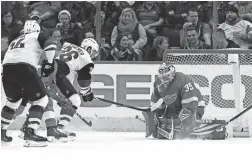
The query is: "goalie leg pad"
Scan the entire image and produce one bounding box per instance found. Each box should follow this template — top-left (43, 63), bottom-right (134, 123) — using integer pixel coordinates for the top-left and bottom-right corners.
top-left (191, 120), bottom-right (227, 140)
top-left (142, 111), bottom-right (155, 138)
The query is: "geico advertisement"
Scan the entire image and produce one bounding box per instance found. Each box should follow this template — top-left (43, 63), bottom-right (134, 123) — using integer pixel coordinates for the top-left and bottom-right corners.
top-left (79, 64), bottom-right (252, 118)
top-left (1, 64), bottom-right (251, 118)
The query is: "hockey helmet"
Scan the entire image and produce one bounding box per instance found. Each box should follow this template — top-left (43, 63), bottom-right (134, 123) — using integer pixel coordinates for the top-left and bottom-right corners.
top-left (23, 20), bottom-right (41, 34)
top-left (158, 62), bottom-right (176, 85)
top-left (81, 38), bottom-right (99, 59)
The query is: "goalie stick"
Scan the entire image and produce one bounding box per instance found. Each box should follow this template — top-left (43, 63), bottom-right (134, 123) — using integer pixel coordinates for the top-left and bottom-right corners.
top-left (225, 104), bottom-right (252, 125)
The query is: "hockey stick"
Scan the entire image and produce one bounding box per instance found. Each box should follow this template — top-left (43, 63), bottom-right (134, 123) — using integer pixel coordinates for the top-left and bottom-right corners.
top-left (225, 104), bottom-right (252, 125)
top-left (40, 60), bottom-right (92, 126)
top-left (47, 83), bottom-right (93, 127)
top-left (135, 115), bottom-right (145, 123)
top-left (95, 97), bottom-right (151, 112)
top-left (54, 93), bottom-right (92, 127)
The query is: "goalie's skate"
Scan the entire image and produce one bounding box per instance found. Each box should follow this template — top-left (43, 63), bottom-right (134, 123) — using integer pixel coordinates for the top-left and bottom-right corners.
top-left (47, 126), bottom-right (68, 143)
top-left (23, 128), bottom-right (48, 147)
top-left (57, 125), bottom-right (76, 141)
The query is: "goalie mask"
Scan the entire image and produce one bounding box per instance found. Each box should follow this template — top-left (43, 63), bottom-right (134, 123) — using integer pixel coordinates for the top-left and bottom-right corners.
top-left (81, 38), bottom-right (99, 59)
top-left (158, 62), bottom-right (176, 86)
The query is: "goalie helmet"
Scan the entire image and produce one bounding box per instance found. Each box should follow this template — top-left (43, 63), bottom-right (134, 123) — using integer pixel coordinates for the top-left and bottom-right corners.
top-left (23, 20), bottom-right (41, 34)
top-left (81, 38), bottom-right (99, 59)
top-left (158, 62), bottom-right (176, 85)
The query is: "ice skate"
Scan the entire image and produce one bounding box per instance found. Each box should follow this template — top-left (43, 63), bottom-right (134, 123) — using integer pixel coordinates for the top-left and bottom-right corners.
top-left (1, 126), bottom-right (12, 145)
top-left (23, 127), bottom-right (48, 147)
top-left (47, 126), bottom-right (68, 143)
top-left (57, 125), bottom-right (76, 141)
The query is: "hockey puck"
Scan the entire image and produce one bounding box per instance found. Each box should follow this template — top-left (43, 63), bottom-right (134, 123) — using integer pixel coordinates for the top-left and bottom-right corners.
top-left (135, 115), bottom-right (139, 119)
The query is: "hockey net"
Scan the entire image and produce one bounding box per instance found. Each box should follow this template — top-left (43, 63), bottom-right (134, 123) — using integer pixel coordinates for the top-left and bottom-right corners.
top-left (163, 49), bottom-right (252, 137)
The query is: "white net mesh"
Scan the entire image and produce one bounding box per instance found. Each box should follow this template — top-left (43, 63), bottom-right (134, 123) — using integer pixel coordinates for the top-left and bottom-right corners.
top-left (164, 51), bottom-right (252, 133)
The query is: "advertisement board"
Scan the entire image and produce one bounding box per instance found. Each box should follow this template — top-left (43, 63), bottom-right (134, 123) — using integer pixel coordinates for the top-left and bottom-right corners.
top-left (80, 64), bottom-right (252, 119)
top-left (2, 64), bottom-right (252, 130)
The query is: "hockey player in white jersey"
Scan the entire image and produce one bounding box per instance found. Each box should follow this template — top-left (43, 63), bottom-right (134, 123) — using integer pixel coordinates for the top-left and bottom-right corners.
top-left (1, 20), bottom-right (60, 147)
top-left (41, 38), bottom-right (99, 140)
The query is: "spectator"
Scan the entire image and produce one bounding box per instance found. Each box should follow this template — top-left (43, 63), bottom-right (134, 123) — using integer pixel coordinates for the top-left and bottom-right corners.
top-left (183, 26), bottom-right (212, 49)
top-left (61, 2), bottom-right (96, 29)
top-left (28, 2), bottom-right (61, 29)
top-left (50, 29), bottom-right (62, 53)
top-left (163, 1), bottom-right (199, 29)
top-left (83, 11), bottom-right (114, 61)
top-left (180, 8), bottom-right (212, 48)
top-left (1, 9), bottom-right (23, 43)
top-left (136, 2), bottom-right (164, 38)
top-left (230, 1), bottom-right (252, 23)
top-left (213, 28), bottom-right (240, 61)
top-left (160, 1), bottom-right (199, 47)
top-left (83, 11), bottom-right (114, 48)
top-left (111, 34), bottom-right (140, 61)
top-left (1, 1), bottom-right (28, 26)
top-left (215, 29), bottom-right (240, 49)
top-left (84, 32), bottom-right (95, 39)
top-left (217, 2), bottom-right (230, 24)
top-left (111, 8), bottom-right (147, 60)
top-left (218, 5), bottom-right (252, 49)
top-left (149, 36), bottom-right (171, 61)
top-left (136, 2), bottom-right (164, 60)
top-left (109, 1), bottom-right (133, 26)
top-left (56, 10), bottom-right (82, 46)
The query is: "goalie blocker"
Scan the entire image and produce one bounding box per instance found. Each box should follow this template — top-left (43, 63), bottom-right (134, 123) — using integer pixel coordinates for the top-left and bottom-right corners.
top-left (142, 62), bottom-right (227, 140)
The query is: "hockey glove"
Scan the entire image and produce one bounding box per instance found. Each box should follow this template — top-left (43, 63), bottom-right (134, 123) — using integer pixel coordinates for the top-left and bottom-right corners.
top-left (80, 87), bottom-right (94, 102)
top-left (178, 108), bottom-right (196, 134)
top-left (41, 60), bottom-right (54, 77)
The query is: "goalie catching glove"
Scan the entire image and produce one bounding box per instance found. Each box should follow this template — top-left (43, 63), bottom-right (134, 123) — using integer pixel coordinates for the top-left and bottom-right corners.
top-left (80, 87), bottom-right (94, 102)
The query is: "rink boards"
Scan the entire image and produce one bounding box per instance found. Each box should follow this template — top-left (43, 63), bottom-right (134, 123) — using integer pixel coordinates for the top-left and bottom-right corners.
top-left (2, 63), bottom-right (252, 131)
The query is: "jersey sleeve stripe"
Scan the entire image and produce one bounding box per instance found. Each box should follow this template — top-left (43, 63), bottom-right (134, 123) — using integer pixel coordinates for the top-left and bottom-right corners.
top-left (198, 101), bottom-right (206, 107)
top-left (181, 97), bottom-right (198, 104)
top-left (44, 44), bottom-right (57, 51)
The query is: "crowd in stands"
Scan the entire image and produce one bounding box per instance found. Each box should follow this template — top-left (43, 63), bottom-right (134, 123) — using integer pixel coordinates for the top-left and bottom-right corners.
top-left (1, 1), bottom-right (252, 62)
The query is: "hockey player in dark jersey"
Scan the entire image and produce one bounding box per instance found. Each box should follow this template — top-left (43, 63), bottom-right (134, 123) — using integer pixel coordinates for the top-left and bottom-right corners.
top-left (143, 62), bottom-right (227, 140)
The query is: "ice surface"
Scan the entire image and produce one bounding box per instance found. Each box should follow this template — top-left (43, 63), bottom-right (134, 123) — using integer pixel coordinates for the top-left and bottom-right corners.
top-left (1, 131), bottom-right (252, 163)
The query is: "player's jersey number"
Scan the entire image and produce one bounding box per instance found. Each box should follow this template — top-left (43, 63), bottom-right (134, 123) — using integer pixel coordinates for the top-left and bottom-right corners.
top-left (184, 83), bottom-right (194, 92)
top-left (59, 45), bottom-right (83, 62)
top-left (9, 38), bottom-right (25, 50)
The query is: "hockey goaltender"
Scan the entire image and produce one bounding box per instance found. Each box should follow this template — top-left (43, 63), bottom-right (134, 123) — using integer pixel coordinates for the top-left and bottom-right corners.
top-left (142, 62), bottom-right (228, 140)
